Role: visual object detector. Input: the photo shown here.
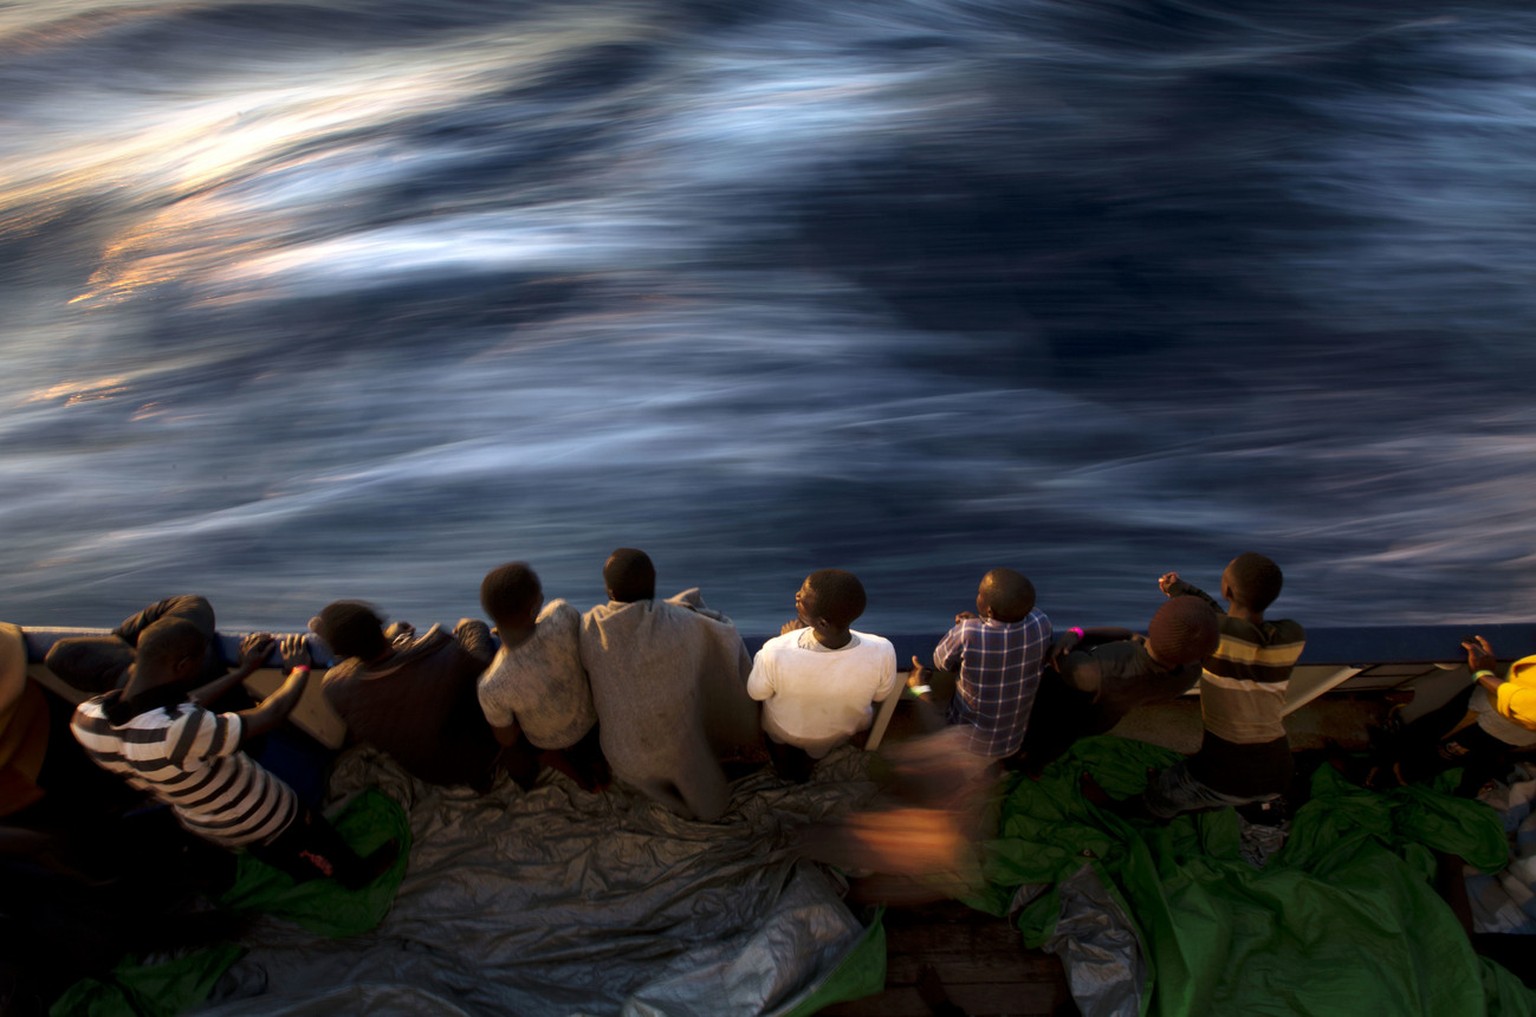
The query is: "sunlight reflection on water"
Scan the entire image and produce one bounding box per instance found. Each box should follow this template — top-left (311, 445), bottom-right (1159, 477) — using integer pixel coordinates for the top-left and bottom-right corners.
top-left (3, 0), bottom-right (1536, 633)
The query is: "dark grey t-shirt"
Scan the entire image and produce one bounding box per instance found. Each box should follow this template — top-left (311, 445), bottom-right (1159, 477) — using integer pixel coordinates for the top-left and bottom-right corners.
top-left (1060, 639), bottom-right (1201, 732)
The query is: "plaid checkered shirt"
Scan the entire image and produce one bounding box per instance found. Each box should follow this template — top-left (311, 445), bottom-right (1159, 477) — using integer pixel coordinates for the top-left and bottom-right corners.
top-left (936, 608), bottom-right (1052, 757)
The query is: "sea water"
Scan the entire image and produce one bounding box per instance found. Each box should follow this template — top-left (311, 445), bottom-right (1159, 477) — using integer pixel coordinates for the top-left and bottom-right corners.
top-left (3, 0), bottom-right (1535, 634)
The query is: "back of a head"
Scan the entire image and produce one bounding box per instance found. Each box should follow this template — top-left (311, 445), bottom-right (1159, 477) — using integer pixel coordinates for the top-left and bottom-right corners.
top-left (481, 562), bottom-right (542, 624)
top-left (135, 617), bottom-right (209, 677)
top-left (805, 569), bottom-right (866, 628)
top-left (980, 568), bottom-right (1035, 623)
top-left (1227, 553), bottom-right (1284, 613)
top-left (604, 548), bottom-right (656, 603)
top-left (315, 600), bottom-right (388, 661)
top-left (1146, 596), bottom-right (1222, 666)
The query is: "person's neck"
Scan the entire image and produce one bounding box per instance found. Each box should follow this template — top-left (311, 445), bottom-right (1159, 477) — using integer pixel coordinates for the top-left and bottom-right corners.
top-left (497, 621), bottom-right (537, 649)
top-left (814, 627), bottom-right (852, 650)
top-left (1227, 604), bottom-right (1264, 625)
top-left (116, 678), bottom-right (188, 719)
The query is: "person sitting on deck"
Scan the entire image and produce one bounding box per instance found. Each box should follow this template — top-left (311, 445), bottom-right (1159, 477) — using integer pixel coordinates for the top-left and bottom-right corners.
top-left (70, 619), bottom-right (391, 888)
top-left (309, 601), bottom-right (505, 793)
top-left (1107, 553), bottom-right (1305, 819)
top-left (1023, 595), bottom-right (1221, 772)
top-left (45, 595), bottom-right (227, 695)
top-left (907, 568), bottom-right (1052, 760)
top-left (747, 569), bottom-right (898, 783)
top-left (579, 548), bottom-right (759, 822)
top-left (476, 562), bottom-right (610, 793)
top-left (1370, 634), bottom-right (1536, 793)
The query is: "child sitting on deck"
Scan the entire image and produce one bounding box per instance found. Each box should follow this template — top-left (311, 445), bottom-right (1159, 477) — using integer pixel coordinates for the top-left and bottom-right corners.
top-left (70, 619), bottom-right (390, 888)
top-left (907, 568), bottom-right (1052, 760)
top-left (1024, 594), bottom-right (1221, 772)
top-left (1110, 553), bottom-right (1305, 818)
top-left (746, 569), bottom-right (898, 782)
top-left (476, 562), bottom-right (610, 793)
top-left (1370, 634), bottom-right (1536, 793)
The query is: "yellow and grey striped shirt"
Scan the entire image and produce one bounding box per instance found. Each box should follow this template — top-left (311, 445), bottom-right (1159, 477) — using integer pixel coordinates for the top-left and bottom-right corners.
top-left (1191, 616), bottom-right (1306, 796)
top-left (1198, 618), bottom-right (1306, 745)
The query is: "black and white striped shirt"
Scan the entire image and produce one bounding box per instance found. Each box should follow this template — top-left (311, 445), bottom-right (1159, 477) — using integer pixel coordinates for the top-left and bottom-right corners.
top-left (71, 694), bottom-right (297, 848)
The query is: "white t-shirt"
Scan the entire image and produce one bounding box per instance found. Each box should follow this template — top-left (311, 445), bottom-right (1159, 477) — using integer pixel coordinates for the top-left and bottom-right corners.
top-left (746, 628), bottom-right (898, 758)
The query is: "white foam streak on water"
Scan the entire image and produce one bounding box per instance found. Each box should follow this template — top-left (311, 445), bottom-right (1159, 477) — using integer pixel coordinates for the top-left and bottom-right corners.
top-left (2, 10), bottom-right (650, 226)
top-left (3, 0), bottom-right (1536, 630)
top-left (206, 209), bottom-right (688, 296)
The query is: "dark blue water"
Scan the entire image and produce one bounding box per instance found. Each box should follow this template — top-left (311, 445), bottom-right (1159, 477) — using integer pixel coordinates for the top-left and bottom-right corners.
top-left (3, 0), bottom-right (1534, 634)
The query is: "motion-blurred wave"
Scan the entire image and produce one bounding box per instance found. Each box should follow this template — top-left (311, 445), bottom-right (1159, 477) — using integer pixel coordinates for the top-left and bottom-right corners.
top-left (3, 0), bottom-right (1534, 631)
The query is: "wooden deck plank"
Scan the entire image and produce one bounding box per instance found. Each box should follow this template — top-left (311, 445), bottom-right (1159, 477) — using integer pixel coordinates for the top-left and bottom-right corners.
top-left (820, 900), bottom-right (1077, 1016)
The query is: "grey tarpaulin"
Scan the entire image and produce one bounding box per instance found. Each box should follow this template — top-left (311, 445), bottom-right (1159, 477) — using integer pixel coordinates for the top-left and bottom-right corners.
top-left (1041, 862), bottom-right (1144, 1017)
top-left (197, 745), bottom-right (881, 1016)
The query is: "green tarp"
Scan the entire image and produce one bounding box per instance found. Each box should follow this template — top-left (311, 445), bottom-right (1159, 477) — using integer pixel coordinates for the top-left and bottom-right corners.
top-left (218, 787), bottom-right (411, 938)
top-left (977, 737), bottom-right (1535, 1016)
top-left (47, 944), bottom-right (246, 1017)
top-left (50, 788), bottom-right (410, 1017)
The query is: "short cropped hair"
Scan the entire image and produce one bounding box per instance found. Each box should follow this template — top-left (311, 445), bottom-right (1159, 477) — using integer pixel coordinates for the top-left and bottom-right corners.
top-left (315, 600), bottom-right (387, 661)
top-left (980, 568), bottom-right (1035, 623)
top-left (1227, 553), bottom-right (1284, 612)
top-left (481, 562), bottom-right (542, 622)
top-left (805, 569), bottom-right (866, 628)
top-left (1146, 596), bottom-right (1221, 666)
top-left (604, 548), bottom-right (656, 603)
top-left (136, 617), bottom-right (209, 671)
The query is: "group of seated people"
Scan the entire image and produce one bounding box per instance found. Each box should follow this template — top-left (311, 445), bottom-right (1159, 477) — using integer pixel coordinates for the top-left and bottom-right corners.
top-left (20, 548), bottom-right (1536, 897)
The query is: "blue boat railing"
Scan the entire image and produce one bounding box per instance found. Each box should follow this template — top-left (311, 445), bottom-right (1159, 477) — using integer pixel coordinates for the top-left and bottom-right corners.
top-left (20, 620), bottom-right (1536, 688)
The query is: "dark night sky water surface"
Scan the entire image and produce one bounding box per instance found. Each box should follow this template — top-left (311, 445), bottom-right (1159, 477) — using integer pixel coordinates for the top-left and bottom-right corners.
top-left (3, 0), bottom-right (1535, 634)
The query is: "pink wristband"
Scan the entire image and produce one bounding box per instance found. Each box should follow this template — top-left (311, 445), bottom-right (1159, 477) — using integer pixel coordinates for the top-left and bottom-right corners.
top-left (1069, 627), bottom-right (1085, 639)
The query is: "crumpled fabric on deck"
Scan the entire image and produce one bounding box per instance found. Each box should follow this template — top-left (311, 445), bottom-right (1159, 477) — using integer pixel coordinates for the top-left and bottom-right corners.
top-left (221, 786), bottom-right (412, 937)
top-left (1466, 762), bottom-right (1536, 934)
top-left (50, 944), bottom-right (246, 1017)
top-left (1043, 862), bottom-right (1143, 1017)
top-left (198, 745), bottom-right (882, 1016)
top-left (977, 737), bottom-right (1534, 1016)
top-left (50, 789), bottom-right (412, 1017)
